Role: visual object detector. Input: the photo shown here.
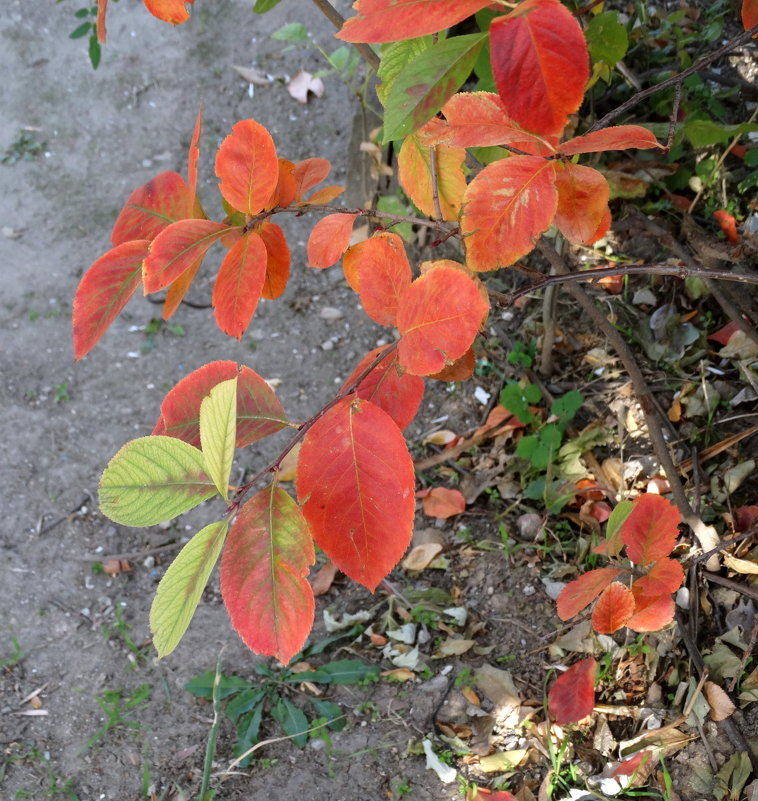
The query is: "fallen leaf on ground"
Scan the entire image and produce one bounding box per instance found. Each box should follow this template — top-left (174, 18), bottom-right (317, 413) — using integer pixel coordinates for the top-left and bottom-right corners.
top-left (232, 65), bottom-right (273, 85)
top-left (418, 487), bottom-right (466, 519)
top-left (287, 71), bottom-right (325, 103)
top-left (310, 561), bottom-right (339, 595)
top-left (704, 680), bottom-right (736, 720)
top-left (402, 542), bottom-right (443, 571)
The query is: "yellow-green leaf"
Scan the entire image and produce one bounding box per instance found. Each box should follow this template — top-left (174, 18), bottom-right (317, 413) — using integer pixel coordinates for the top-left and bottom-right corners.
top-left (150, 520), bottom-right (228, 657)
top-left (200, 377), bottom-right (237, 499)
top-left (99, 436), bottom-right (217, 526)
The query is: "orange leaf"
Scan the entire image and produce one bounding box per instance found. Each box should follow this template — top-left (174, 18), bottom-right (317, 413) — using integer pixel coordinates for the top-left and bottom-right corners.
top-left (143, 219), bottom-right (231, 293)
top-left (212, 232), bottom-right (268, 340)
top-left (293, 157), bottom-right (331, 201)
top-left (336, 0), bottom-right (491, 43)
top-left (258, 222), bottom-right (290, 300)
top-left (161, 254), bottom-right (204, 320)
top-left (548, 657), bottom-right (596, 724)
top-left (265, 158), bottom-right (296, 210)
top-left (591, 582), bottom-right (635, 634)
top-left (559, 125), bottom-right (661, 155)
top-left (300, 185), bottom-right (345, 205)
top-left (111, 171), bottom-right (195, 246)
top-left (396, 264), bottom-right (489, 376)
top-left (187, 107), bottom-right (202, 198)
top-left (96, 0), bottom-right (107, 42)
top-left (633, 558), bottom-right (684, 597)
top-left (743, 0), bottom-right (758, 30)
top-left (296, 397), bottom-right (415, 590)
top-left (398, 134), bottom-right (466, 221)
top-left (307, 213), bottom-right (358, 269)
top-left (350, 233), bottom-right (412, 326)
top-left (490, 0), bottom-right (589, 137)
top-left (712, 210), bottom-right (739, 244)
top-left (429, 347), bottom-right (475, 381)
top-left (626, 588), bottom-right (675, 632)
top-left (553, 163), bottom-right (610, 245)
top-left (420, 487), bottom-right (466, 519)
top-left (620, 493), bottom-right (681, 566)
top-left (556, 567), bottom-right (623, 621)
top-left (341, 348), bottom-right (425, 431)
top-left (220, 485), bottom-right (314, 664)
top-left (73, 240), bottom-right (150, 360)
top-left (143, 0), bottom-right (194, 25)
top-left (215, 119), bottom-right (278, 215)
top-left (461, 156), bottom-right (558, 271)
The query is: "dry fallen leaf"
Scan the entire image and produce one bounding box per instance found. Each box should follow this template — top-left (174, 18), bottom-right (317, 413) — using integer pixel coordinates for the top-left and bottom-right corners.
top-left (704, 680), bottom-right (736, 721)
top-left (310, 561), bottom-right (339, 595)
top-left (402, 542), bottom-right (443, 571)
top-left (103, 559), bottom-right (131, 575)
top-left (231, 65), bottom-right (273, 86)
top-left (418, 487), bottom-right (466, 519)
top-left (287, 70), bottom-right (325, 103)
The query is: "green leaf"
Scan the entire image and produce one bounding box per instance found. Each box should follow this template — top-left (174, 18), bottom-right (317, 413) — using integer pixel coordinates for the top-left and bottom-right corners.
top-left (272, 697), bottom-right (309, 747)
top-left (606, 500), bottom-right (634, 544)
top-left (376, 194), bottom-right (413, 241)
top-left (301, 623), bottom-right (365, 658)
top-left (295, 659), bottom-right (380, 685)
top-left (234, 702), bottom-right (265, 766)
top-left (550, 390), bottom-right (583, 423)
top-left (377, 36), bottom-right (433, 107)
top-left (69, 21), bottom-right (91, 39)
top-left (309, 699), bottom-right (346, 731)
top-left (540, 424), bottom-right (563, 451)
top-left (200, 377), bottom-right (237, 499)
top-left (88, 34), bottom-right (101, 69)
top-left (183, 670), bottom-right (249, 699)
top-left (585, 12), bottom-right (628, 66)
top-left (383, 33), bottom-right (487, 141)
top-left (150, 521), bottom-right (229, 657)
top-left (226, 687), bottom-right (266, 721)
top-left (684, 119), bottom-right (758, 148)
top-left (99, 436), bottom-right (218, 526)
top-left (253, 0), bottom-right (283, 12)
top-left (271, 22), bottom-right (308, 42)
top-left (470, 146), bottom-right (510, 166)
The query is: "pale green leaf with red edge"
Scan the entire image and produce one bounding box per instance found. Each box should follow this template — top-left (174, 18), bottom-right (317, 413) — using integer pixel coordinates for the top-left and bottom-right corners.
top-left (161, 254), bottom-right (204, 320)
top-left (220, 485), bottom-right (314, 664)
top-left (258, 222), bottom-right (290, 300)
top-left (548, 657), bottom-right (596, 725)
top-left (266, 158), bottom-right (297, 210)
top-left (293, 158), bottom-right (331, 201)
top-left (419, 487), bottom-right (466, 519)
top-left (156, 361), bottom-right (288, 448)
top-left (398, 134), bottom-right (466, 221)
top-left (215, 119), bottom-right (279, 215)
top-left (396, 264), bottom-right (489, 376)
top-left (212, 231), bottom-right (268, 340)
top-left (490, 0), bottom-right (589, 137)
top-left (199, 377), bottom-right (237, 499)
top-left (187, 107), bottom-right (202, 198)
top-left (591, 581), bottom-right (635, 634)
top-left (150, 520), bottom-right (228, 657)
top-left (143, 220), bottom-right (232, 293)
top-left (593, 499), bottom-right (633, 556)
top-left (743, 0), bottom-right (758, 30)
top-left (307, 213), bottom-right (358, 269)
top-left (111, 172), bottom-right (196, 247)
top-left (143, 0), bottom-right (194, 25)
top-left (429, 347), bottom-right (475, 381)
top-left (73, 239), bottom-right (150, 360)
top-left (461, 156), bottom-right (558, 271)
top-left (556, 567), bottom-right (624, 621)
top-left (341, 347), bottom-right (424, 431)
top-left (423, 92), bottom-right (556, 154)
top-left (559, 125), bottom-right (661, 155)
top-left (96, 0), bottom-right (107, 42)
top-left (553, 163), bottom-right (610, 246)
top-left (337, 0), bottom-right (491, 43)
top-left (633, 558), bottom-right (684, 597)
top-left (712, 210), bottom-right (739, 244)
top-left (627, 586), bottom-right (675, 632)
top-left (296, 397), bottom-right (415, 590)
top-left (300, 185), bottom-right (345, 206)
top-left (99, 436), bottom-right (216, 527)
top-left (348, 232), bottom-right (412, 326)
top-left (620, 493), bottom-right (681, 566)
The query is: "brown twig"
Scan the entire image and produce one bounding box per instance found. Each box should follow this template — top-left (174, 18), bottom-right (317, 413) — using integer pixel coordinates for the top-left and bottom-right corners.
top-left (691, 527), bottom-right (758, 565)
top-left (429, 145), bottom-right (444, 222)
top-left (665, 79), bottom-right (682, 153)
top-left (704, 572), bottom-right (758, 604)
top-left (308, 0), bottom-right (380, 71)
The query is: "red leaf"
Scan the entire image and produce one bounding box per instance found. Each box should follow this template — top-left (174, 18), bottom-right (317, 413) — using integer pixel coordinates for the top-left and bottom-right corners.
top-left (708, 321), bottom-right (740, 345)
top-left (461, 156), bottom-right (558, 271)
top-left (559, 125), bottom-right (662, 155)
top-left (743, 0), bottom-right (758, 30)
top-left (396, 264), bottom-right (489, 376)
top-left (187, 107), bottom-right (202, 198)
top-left (620, 494), bottom-right (681, 566)
top-left (591, 582), bottom-right (635, 634)
top-left (336, 0), bottom-right (491, 43)
top-left (626, 588), bottom-right (675, 632)
top-left (490, 0), bottom-right (589, 137)
top-left (258, 222), bottom-right (291, 300)
top-left (215, 119), bottom-right (279, 215)
top-left (157, 361), bottom-right (288, 448)
top-left (556, 567), bottom-right (624, 621)
top-left (292, 157), bottom-right (331, 201)
top-left (111, 172), bottom-right (195, 246)
top-left (143, 0), bottom-right (194, 24)
top-left (266, 158), bottom-right (297, 209)
top-left (143, 219), bottom-right (231, 293)
top-left (296, 398), bottom-right (415, 590)
top-left (96, 0), bottom-right (107, 42)
top-left (221, 485), bottom-right (314, 664)
top-left (553, 163), bottom-right (610, 245)
top-left (712, 210), bottom-right (739, 244)
top-left (212, 231), bottom-right (268, 340)
top-left (307, 213), bottom-right (358, 269)
top-left (611, 751), bottom-right (653, 778)
top-left (633, 558), bottom-right (684, 597)
top-left (161, 255), bottom-right (204, 320)
top-left (342, 348), bottom-right (424, 431)
top-left (735, 505), bottom-right (758, 532)
top-left (429, 347), bottom-right (475, 381)
top-left (73, 240), bottom-right (150, 359)
top-left (420, 487), bottom-right (466, 519)
top-left (548, 657), bottom-right (596, 724)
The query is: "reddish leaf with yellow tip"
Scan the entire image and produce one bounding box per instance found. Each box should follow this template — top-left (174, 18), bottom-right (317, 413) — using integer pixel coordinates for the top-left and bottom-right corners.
top-left (349, 233), bottom-right (412, 326)
top-left (221, 485), bottom-right (314, 665)
top-left (556, 567), bottom-right (624, 621)
top-left (548, 658), bottom-right (596, 724)
top-left (591, 582), bottom-right (635, 634)
top-left (307, 213), bottom-right (358, 269)
top-left (258, 222), bottom-right (291, 300)
top-left (559, 125), bottom-right (661, 155)
top-left (296, 398), bottom-right (415, 590)
top-left (143, 0), bottom-right (194, 24)
top-left (553, 163), bottom-right (610, 245)
top-left (620, 494), bottom-right (680, 566)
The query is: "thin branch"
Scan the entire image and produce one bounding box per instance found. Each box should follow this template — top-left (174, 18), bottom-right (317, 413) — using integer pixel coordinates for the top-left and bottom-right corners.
top-left (665, 79), bottom-right (682, 152)
top-left (429, 145), bottom-right (443, 222)
top-left (587, 23), bottom-right (758, 132)
top-left (308, 0), bottom-right (380, 71)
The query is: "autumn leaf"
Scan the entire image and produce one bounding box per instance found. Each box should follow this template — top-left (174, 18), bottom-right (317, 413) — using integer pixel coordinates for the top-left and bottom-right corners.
top-left (292, 157), bottom-right (331, 201)
top-left (558, 125), bottom-right (662, 155)
top-left (553, 163), bottom-right (610, 245)
top-left (300, 185), bottom-right (345, 206)
top-left (620, 493), bottom-right (681, 566)
top-left (626, 588), bottom-right (675, 632)
top-left (396, 264), bottom-right (489, 376)
top-left (712, 210), bottom-right (739, 244)
top-left (161, 255), bottom-right (204, 320)
top-left (461, 156), bottom-right (558, 271)
top-left (743, 0), bottom-right (758, 30)
top-left (73, 240), bottom-right (150, 360)
top-left (548, 657), bottom-right (596, 724)
top-left (221, 485), bottom-right (315, 664)
top-left (266, 158), bottom-right (297, 209)
top-left (591, 581), bottom-right (635, 634)
top-left (96, 0), bottom-right (107, 42)
top-left (187, 107), bottom-right (202, 198)
top-left (490, 0), bottom-right (589, 137)
top-left (296, 398), bottom-right (415, 590)
top-left (419, 487), bottom-right (466, 519)
top-left (429, 347), bottom-right (475, 381)
top-left (257, 222), bottom-right (291, 299)
top-left (143, 0), bottom-right (194, 25)
top-left (632, 558), bottom-right (684, 597)
top-left (556, 567), bottom-right (623, 621)
top-left (307, 213), bottom-right (358, 269)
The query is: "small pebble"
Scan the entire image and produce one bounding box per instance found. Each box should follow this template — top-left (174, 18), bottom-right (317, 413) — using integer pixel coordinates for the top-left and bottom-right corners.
top-left (321, 340), bottom-right (334, 351)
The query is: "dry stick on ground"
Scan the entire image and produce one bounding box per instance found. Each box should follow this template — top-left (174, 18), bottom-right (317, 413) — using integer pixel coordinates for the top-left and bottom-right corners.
top-left (535, 239), bottom-right (722, 569)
